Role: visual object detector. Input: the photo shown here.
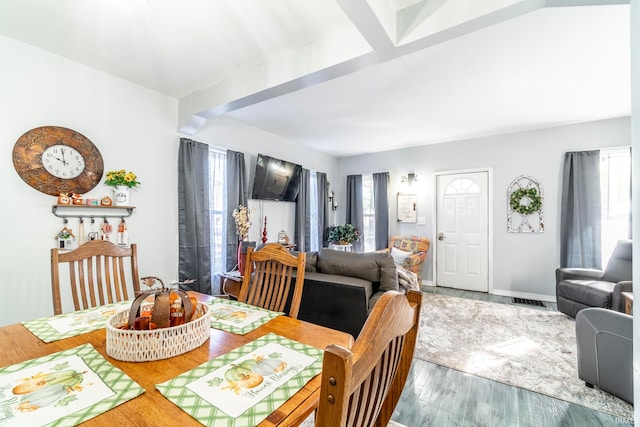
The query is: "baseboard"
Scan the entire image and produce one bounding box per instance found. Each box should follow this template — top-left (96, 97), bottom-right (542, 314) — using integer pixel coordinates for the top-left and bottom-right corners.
top-left (491, 289), bottom-right (556, 303)
top-left (421, 282), bottom-right (555, 303)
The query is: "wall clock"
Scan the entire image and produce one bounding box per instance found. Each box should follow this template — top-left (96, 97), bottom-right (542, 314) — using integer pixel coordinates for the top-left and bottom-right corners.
top-left (12, 126), bottom-right (104, 196)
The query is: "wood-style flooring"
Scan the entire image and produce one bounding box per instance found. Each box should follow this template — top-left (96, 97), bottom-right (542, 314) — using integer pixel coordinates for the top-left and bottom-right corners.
top-left (391, 286), bottom-right (634, 427)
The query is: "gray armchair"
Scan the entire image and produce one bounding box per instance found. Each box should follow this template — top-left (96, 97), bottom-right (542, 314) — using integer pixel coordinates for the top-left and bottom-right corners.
top-left (575, 307), bottom-right (633, 403)
top-left (556, 240), bottom-right (632, 318)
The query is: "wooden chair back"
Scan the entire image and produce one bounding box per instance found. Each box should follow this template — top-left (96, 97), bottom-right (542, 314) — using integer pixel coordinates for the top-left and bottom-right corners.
top-left (237, 243), bottom-right (306, 318)
top-left (316, 290), bottom-right (423, 427)
top-left (51, 240), bottom-right (140, 314)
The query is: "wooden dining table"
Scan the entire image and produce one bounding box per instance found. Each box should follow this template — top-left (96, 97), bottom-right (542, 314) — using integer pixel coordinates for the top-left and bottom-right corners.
top-left (0, 292), bottom-right (354, 426)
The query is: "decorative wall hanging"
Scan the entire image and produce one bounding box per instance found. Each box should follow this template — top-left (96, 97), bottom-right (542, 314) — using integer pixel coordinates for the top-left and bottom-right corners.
top-left (397, 193), bottom-right (417, 223)
top-left (507, 175), bottom-right (544, 233)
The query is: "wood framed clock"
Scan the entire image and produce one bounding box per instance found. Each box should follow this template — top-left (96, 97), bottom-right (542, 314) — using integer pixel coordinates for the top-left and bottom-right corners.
top-left (12, 126), bottom-right (104, 196)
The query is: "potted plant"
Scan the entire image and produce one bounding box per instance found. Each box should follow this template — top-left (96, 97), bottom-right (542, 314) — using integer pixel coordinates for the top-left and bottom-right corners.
top-left (104, 169), bottom-right (141, 206)
top-left (327, 224), bottom-right (360, 245)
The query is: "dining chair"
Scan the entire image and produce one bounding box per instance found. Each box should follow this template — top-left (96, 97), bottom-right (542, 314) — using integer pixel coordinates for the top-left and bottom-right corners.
top-left (316, 289), bottom-right (423, 427)
top-left (51, 240), bottom-right (140, 314)
top-left (237, 243), bottom-right (306, 318)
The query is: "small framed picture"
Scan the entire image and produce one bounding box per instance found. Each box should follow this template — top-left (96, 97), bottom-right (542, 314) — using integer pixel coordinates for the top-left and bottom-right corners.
top-left (397, 193), bottom-right (417, 223)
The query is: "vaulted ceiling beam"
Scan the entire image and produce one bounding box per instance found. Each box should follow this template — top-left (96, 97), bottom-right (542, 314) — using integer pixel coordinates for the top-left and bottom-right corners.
top-left (178, 0), bottom-right (624, 135)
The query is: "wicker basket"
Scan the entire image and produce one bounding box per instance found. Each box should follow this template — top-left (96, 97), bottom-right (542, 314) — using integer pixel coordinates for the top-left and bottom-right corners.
top-left (106, 303), bottom-right (211, 362)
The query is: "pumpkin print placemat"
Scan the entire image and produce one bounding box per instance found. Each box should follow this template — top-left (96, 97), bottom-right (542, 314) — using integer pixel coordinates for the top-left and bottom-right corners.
top-left (0, 343), bottom-right (144, 426)
top-left (207, 298), bottom-right (282, 335)
top-left (156, 333), bottom-right (322, 426)
top-left (22, 301), bottom-right (132, 343)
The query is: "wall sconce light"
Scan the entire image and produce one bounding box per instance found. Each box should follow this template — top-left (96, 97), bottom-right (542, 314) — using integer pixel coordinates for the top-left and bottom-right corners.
top-left (401, 173), bottom-right (418, 185)
top-left (328, 190), bottom-right (338, 211)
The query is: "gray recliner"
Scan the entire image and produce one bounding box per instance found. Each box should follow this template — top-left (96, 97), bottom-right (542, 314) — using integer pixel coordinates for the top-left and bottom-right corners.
top-left (575, 307), bottom-right (633, 403)
top-left (556, 240), bottom-right (632, 318)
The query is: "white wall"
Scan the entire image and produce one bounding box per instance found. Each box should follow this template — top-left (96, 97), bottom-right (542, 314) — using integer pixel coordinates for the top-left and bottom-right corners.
top-left (0, 35), bottom-right (180, 326)
top-left (189, 116), bottom-right (339, 244)
top-left (338, 117), bottom-right (631, 300)
top-left (0, 35), bottom-right (338, 327)
top-left (0, 36), bottom-right (339, 327)
top-left (630, 0), bottom-right (639, 423)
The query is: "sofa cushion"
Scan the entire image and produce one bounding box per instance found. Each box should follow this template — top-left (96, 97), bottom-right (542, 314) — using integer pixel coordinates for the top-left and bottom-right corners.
top-left (317, 249), bottom-right (399, 292)
top-left (603, 240), bottom-right (632, 283)
top-left (304, 251), bottom-right (318, 272)
top-left (557, 279), bottom-right (614, 308)
top-left (304, 271), bottom-right (373, 303)
top-left (289, 250), bottom-right (318, 272)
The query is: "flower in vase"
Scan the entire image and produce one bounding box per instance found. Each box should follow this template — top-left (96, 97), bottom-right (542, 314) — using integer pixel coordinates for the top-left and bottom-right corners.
top-left (232, 205), bottom-right (254, 241)
top-left (104, 170), bottom-right (141, 188)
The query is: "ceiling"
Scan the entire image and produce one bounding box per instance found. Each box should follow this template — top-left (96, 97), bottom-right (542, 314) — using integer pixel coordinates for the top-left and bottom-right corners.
top-left (0, 0), bottom-right (631, 157)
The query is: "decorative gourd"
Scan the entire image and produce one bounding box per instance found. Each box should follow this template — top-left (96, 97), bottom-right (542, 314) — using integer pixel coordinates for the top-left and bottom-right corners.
top-left (224, 361), bottom-right (264, 391)
top-left (127, 288), bottom-right (194, 330)
top-left (12, 377), bottom-right (47, 395)
top-left (251, 356), bottom-right (287, 375)
top-left (212, 307), bottom-right (234, 320)
top-left (18, 385), bottom-right (68, 410)
top-left (12, 370), bottom-right (84, 395)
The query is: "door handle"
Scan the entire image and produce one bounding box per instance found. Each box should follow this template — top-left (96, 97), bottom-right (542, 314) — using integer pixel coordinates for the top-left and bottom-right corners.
top-left (438, 232), bottom-right (444, 241)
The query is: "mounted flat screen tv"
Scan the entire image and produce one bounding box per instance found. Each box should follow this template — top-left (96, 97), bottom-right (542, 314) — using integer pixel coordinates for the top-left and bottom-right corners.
top-left (251, 154), bottom-right (302, 202)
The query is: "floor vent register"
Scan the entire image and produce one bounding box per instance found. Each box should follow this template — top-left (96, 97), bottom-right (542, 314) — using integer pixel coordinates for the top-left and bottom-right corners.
top-left (512, 297), bottom-right (546, 307)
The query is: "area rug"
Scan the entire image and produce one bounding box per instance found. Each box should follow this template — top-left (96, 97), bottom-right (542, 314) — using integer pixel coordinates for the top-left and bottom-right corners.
top-left (415, 293), bottom-right (633, 419)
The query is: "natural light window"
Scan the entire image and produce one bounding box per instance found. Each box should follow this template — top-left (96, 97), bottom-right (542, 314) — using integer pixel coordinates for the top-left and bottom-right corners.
top-left (362, 174), bottom-right (375, 252)
top-left (444, 178), bottom-right (480, 195)
top-left (600, 147), bottom-right (631, 267)
top-left (208, 148), bottom-right (227, 280)
top-left (309, 171), bottom-right (320, 251)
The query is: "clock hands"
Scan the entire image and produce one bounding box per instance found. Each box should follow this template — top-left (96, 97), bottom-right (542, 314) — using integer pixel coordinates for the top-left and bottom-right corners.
top-left (60, 148), bottom-right (69, 166)
top-left (50, 154), bottom-right (66, 165)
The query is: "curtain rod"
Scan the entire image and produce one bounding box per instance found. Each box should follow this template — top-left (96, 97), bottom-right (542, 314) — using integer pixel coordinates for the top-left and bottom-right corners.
top-left (567, 145), bottom-right (630, 153)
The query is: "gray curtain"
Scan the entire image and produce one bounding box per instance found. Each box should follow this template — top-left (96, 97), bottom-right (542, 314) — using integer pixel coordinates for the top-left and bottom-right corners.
top-left (295, 169), bottom-right (311, 251)
top-left (560, 150), bottom-right (602, 268)
top-left (316, 172), bottom-right (329, 248)
top-left (225, 150), bottom-right (247, 271)
top-left (178, 138), bottom-right (211, 294)
top-left (346, 174), bottom-right (364, 252)
top-left (373, 172), bottom-right (389, 250)
top-left (628, 147), bottom-right (632, 239)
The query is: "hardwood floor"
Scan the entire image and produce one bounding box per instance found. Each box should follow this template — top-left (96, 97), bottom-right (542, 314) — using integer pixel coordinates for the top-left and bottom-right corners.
top-left (391, 286), bottom-right (634, 427)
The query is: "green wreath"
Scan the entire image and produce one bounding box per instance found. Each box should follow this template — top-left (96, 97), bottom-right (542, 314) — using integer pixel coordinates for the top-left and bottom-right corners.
top-left (510, 188), bottom-right (542, 215)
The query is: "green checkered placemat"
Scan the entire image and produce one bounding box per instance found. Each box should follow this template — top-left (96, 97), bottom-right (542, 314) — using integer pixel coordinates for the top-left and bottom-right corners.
top-left (22, 301), bottom-right (132, 343)
top-left (156, 332), bottom-right (323, 427)
top-left (0, 343), bottom-right (144, 427)
top-left (207, 298), bottom-right (283, 335)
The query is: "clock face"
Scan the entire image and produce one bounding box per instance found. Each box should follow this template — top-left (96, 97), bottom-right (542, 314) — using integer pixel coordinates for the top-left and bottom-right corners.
top-left (12, 126), bottom-right (104, 196)
top-left (42, 144), bottom-right (86, 179)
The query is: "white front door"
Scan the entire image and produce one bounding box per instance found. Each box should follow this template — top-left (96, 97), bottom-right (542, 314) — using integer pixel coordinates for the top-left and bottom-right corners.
top-left (435, 171), bottom-right (489, 292)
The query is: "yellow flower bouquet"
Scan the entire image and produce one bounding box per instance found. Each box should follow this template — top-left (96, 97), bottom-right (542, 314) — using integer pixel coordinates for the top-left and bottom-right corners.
top-left (104, 170), bottom-right (141, 188)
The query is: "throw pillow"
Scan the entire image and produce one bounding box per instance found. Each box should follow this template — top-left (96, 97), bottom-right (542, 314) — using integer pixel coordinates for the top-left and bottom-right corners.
top-left (317, 249), bottom-right (381, 282)
top-left (390, 247), bottom-right (412, 265)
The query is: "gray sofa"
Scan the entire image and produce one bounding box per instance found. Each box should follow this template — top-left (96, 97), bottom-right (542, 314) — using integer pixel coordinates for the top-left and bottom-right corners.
top-left (576, 307), bottom-right (633, 403)
top-left (295, 248), bottom-right (400, 338)
top-left (556, 239), bottom-right (632, 318)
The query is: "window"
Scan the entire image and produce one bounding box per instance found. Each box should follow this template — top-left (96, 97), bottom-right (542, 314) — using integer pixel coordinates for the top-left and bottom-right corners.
top-left (444, 178), bottom-right (480, 195)
top-left (362, 174), bottom-right (375, 252)
top-left (600, 147), bottom-right (631, 267)
top-left (208, 148), bottom-right (227, 279)
top-left (309, 171), bottom-right (321, 251)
